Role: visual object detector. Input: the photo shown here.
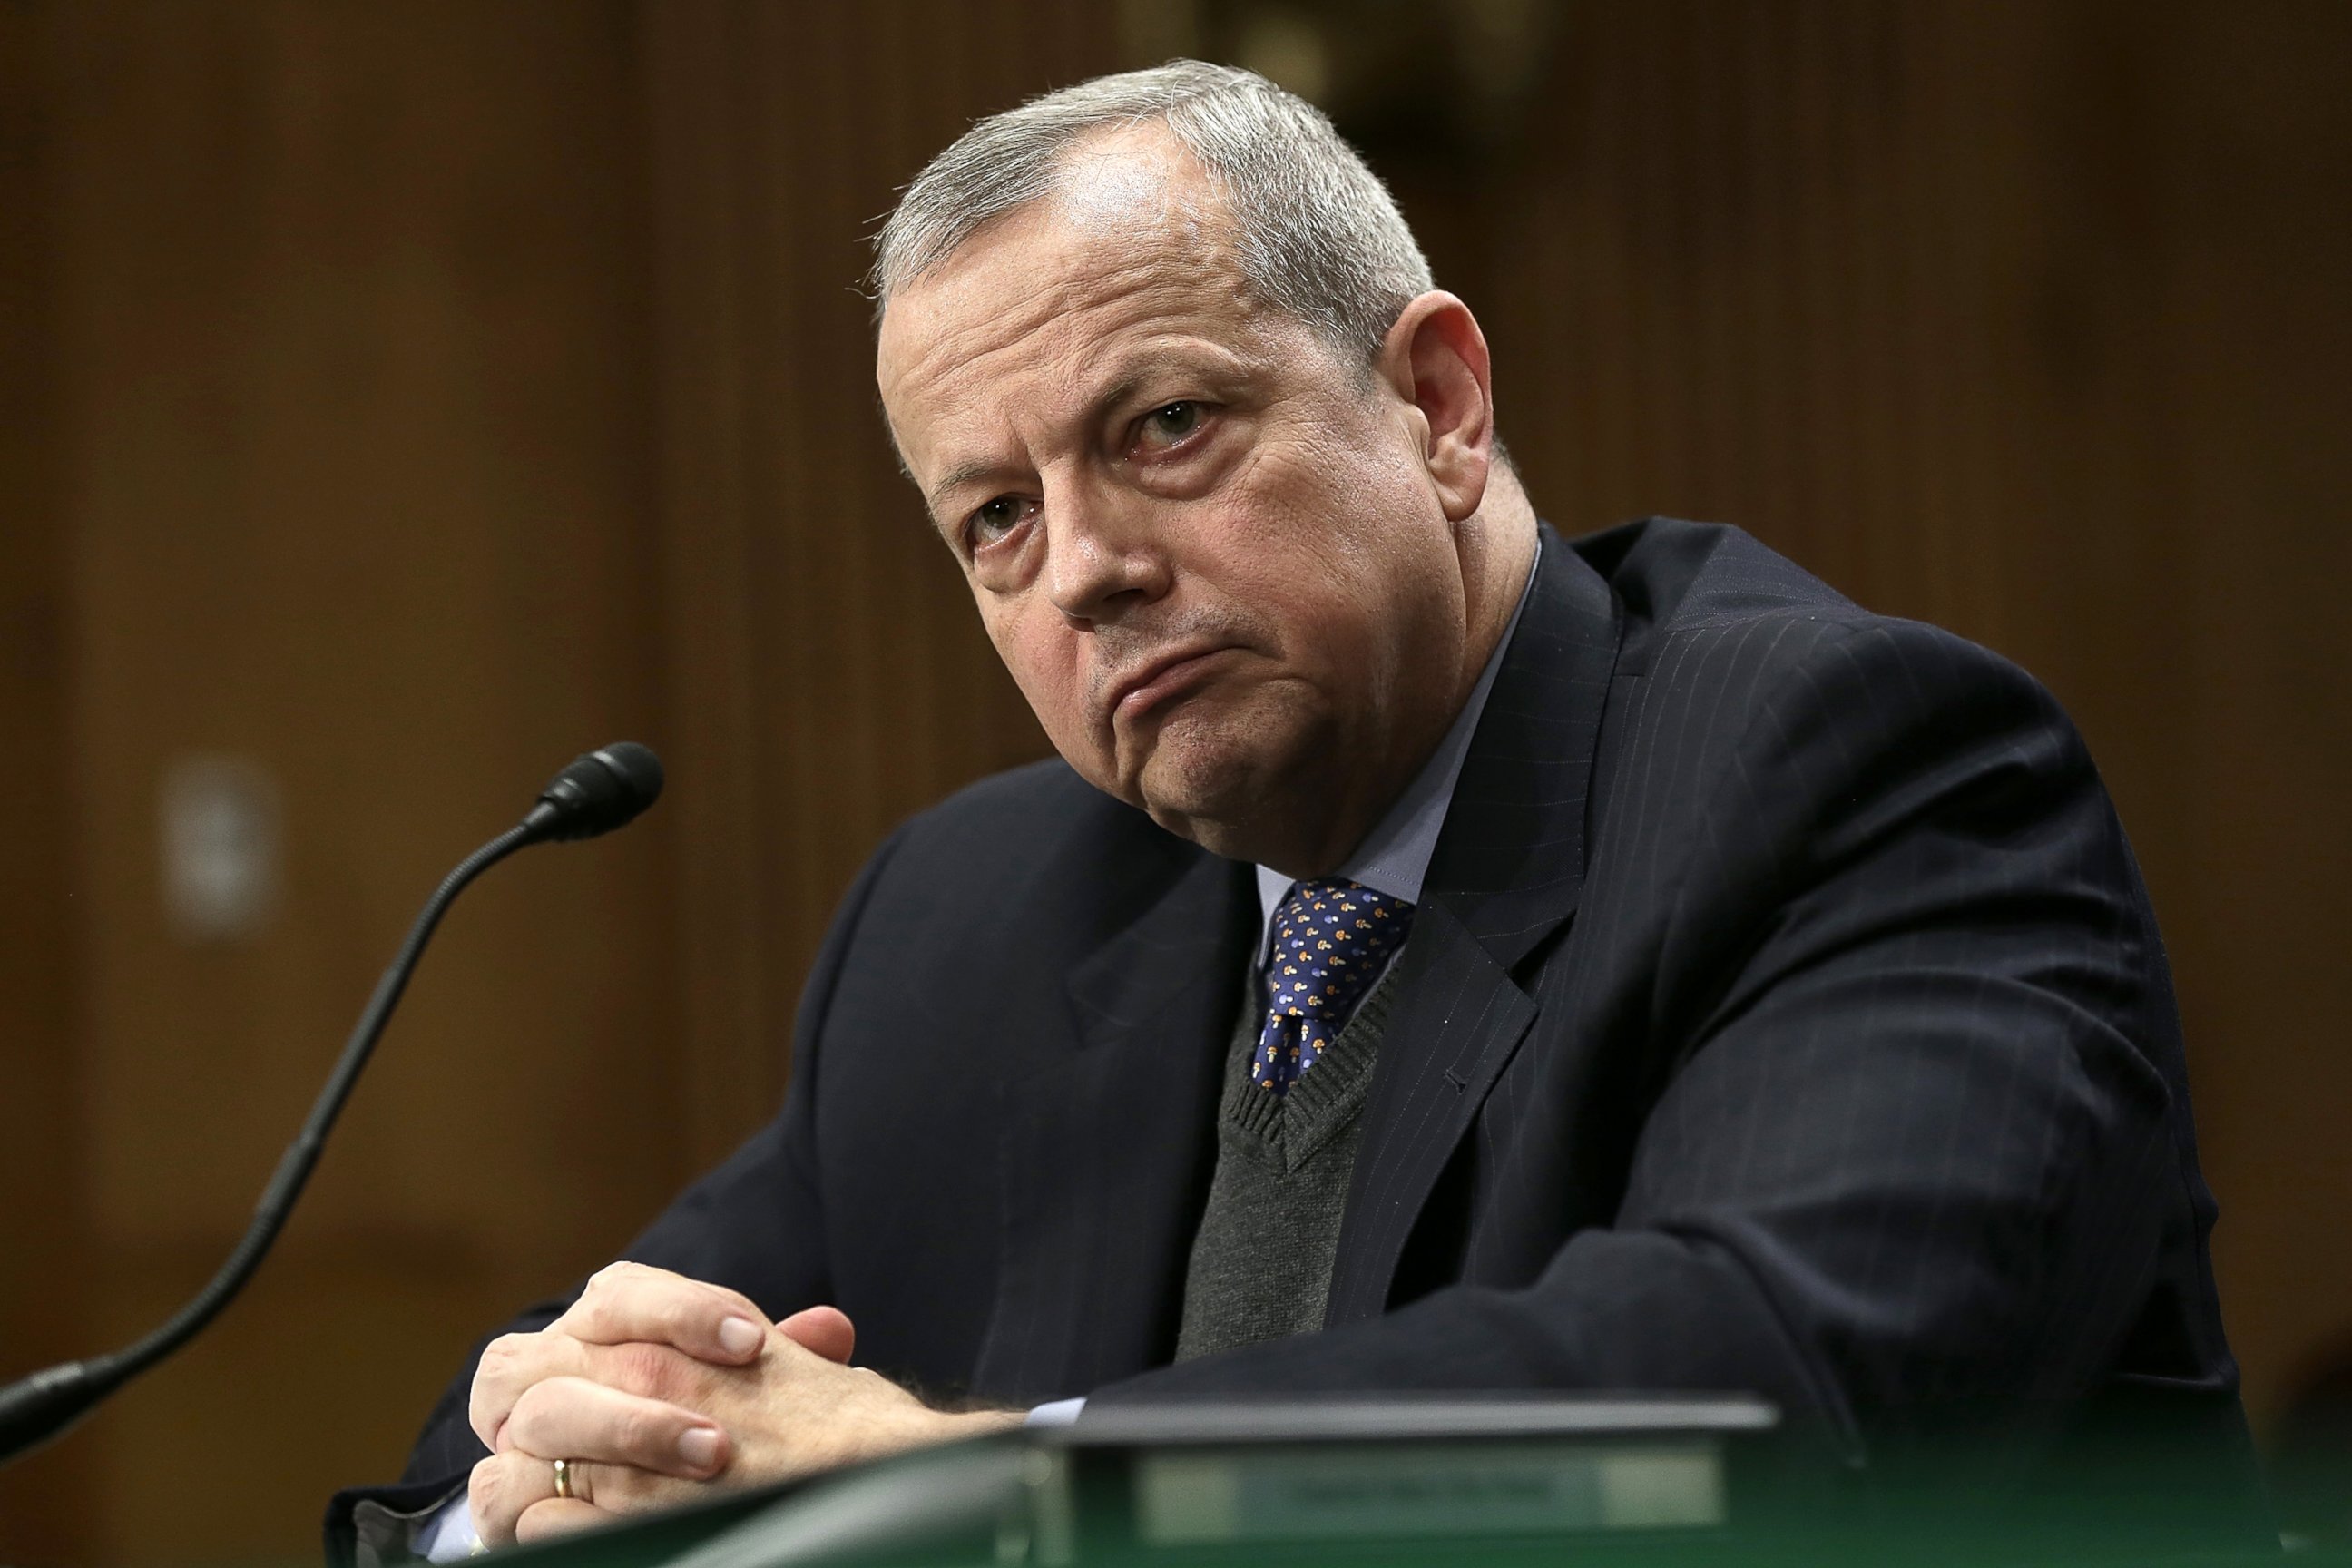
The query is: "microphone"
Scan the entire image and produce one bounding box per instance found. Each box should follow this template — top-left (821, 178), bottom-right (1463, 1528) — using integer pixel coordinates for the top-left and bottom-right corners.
top-left (524, 741), bottom-right (664, 842)
top-left (0, 743), bottom-right (665, 1463)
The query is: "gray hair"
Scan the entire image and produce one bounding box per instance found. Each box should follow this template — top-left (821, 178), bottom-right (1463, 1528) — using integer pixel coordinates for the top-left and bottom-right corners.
top-left (870, 61), bottom-right (1434, 360)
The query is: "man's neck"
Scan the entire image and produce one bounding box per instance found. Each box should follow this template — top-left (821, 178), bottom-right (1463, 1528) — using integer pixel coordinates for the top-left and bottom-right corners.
top-left (1253, 520), bottom-right (1539, 933)
top-left (1254, 477), bottom-right (1539, 879)
top-left (1455, 469), bottom-right (1542, 702)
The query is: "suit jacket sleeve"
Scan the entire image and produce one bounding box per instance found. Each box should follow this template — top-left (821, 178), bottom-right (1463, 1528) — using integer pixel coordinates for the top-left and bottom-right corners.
top-left (1090, 618), bottom-right (2190, 1463)
top-left (322, 825), bottom-right (909, 1563)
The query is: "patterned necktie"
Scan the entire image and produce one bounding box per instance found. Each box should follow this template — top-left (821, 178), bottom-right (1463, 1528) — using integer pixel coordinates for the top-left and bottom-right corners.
top-left (1254, 878), bottom-right (1416, 1095)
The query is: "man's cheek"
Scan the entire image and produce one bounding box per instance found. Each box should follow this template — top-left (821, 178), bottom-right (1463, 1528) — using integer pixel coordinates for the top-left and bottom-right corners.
top-left (997, 642), bottom-right (1110, 783)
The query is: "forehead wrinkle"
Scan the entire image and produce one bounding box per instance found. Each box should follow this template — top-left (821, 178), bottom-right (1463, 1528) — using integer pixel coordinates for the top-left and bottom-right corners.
top-left (891, 253), bottom-right (1152, 418)
top-left (907, 278), bottom-right (1235, 453)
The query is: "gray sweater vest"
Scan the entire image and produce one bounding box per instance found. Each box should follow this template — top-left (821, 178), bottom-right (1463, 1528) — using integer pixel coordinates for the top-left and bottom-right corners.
top-left (1173, 961), bottom-right (1401, 1361)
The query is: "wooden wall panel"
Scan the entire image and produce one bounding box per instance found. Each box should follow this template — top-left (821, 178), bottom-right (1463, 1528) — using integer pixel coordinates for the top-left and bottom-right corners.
top-left (12, 4), bottom-right (673, 1562)
top-left (645, 0), bottom-right (1102, 1167)
top-left (2139, 0), bottom-right (2352, 1434)
top-left (0, 3), bottom-right (93, 1558)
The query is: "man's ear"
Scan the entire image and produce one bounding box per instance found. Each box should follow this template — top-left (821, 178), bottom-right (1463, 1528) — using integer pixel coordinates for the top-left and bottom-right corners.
top-left (1376, 291), bottom-right (1494, 523)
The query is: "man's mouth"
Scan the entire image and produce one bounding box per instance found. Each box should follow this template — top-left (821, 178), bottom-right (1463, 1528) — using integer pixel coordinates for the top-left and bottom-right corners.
top-left (1107, 644), bottom-right (1235, 727)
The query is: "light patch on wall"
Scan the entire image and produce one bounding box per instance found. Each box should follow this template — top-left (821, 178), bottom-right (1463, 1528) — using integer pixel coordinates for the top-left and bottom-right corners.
top-left (160, 755), bottom-right (282, 944)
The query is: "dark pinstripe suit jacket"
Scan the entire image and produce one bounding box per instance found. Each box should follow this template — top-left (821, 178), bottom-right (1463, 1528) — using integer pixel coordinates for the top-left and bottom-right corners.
top-left (372, 517), bottom-right (2251, 1516)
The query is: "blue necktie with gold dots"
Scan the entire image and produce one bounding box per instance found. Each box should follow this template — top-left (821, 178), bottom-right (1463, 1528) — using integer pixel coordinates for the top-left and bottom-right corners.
top-left (1254, 878), bottom-right (1415, 1094)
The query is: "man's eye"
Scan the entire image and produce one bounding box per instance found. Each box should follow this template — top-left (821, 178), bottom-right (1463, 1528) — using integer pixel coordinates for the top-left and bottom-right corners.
top-left (1139, 401), bottom-right (1205, 448)
top-left (967, 495), bottom-right (1034, 549)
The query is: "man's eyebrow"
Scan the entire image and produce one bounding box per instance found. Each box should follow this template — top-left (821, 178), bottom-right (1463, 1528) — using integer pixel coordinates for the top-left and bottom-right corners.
top-left (1079, 352), bottom-right (1240, 436)
top-left (926, 459), bottom-right (1004, 517)
top-left (1091, 373), bottom-right (1145, 422)
top-left (1093, 344), bottom-right (1250, 413)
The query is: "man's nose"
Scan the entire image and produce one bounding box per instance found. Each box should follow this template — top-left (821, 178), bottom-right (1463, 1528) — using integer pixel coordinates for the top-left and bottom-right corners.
top-left (1043, 483), bottom-right (1170, 625)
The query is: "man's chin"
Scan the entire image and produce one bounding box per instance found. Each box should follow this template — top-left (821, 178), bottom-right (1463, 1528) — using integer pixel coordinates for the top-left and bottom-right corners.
top-left (1127, 733), bottom-right (1303, 861)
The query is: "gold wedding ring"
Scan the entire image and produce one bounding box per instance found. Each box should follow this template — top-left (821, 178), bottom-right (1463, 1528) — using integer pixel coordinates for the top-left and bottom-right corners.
top-left (552, 1456), bottom-right (576, 1501)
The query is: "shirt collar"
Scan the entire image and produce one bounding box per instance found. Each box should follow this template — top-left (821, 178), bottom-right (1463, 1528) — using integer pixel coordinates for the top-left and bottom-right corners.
top-left (1254, 549), bottom-right (1540, 945)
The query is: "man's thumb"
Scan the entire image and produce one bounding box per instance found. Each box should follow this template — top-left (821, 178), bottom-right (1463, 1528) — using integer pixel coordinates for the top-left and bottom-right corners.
top-left (777, 1304), bottom-right (857, 1364)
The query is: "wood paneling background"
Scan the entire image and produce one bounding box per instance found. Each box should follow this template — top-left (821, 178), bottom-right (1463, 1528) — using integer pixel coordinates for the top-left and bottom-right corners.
top-left (643, 0), bottom-right (1097, 1168)
top-left (0, 5), bottom-right (92, 1561)
top-left (0, 3), bottom-right (2344, 1563)
top-left (9, 3), bottom-right (684, 1560)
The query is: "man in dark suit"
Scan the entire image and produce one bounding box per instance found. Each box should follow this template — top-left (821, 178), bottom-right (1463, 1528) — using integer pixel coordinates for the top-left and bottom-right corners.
top-left (334, 62), bottom-right (2251, 1560)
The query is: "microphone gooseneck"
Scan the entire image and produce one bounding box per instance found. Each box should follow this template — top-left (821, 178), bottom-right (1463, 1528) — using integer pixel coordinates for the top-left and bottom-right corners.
top-left (0, 743), bottom-right (664, 1464)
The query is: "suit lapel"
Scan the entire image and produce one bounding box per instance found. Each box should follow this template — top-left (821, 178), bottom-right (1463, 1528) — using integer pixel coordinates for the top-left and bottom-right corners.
top-left (974, 838), bottom-right (1255, 1402)
top-left (1327, 526), bottom-right (1622, 1324)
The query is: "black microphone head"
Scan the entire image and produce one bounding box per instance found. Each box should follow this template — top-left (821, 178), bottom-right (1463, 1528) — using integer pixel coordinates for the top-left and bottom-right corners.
top-left (524, 742), bottom-right (664, 841)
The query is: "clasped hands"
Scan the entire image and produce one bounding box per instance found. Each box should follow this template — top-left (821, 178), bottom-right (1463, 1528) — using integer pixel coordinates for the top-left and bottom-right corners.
top-left (465, 1262), bottom-right (1021, 1547)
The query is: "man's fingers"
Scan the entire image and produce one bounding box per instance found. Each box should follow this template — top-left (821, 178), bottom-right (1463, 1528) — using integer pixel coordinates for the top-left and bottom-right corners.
top-left (503, 1375), bottom-right (731, 1481)
top-left (475, 1334), bottom-right (719, 1455)
top-left (777, 1305), bottom-right (856, 1364)
top-left (470, 1330), bottom-right (593, 1451)
top-left (470, 1451), bottom-right (567, 1549)
top-left (475, 1447), bottom-right (692, 1547)
top-left (557, 1262), bottom-right (772, 1365)
top-left (515, 1497), bottom-right (608, 1544)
